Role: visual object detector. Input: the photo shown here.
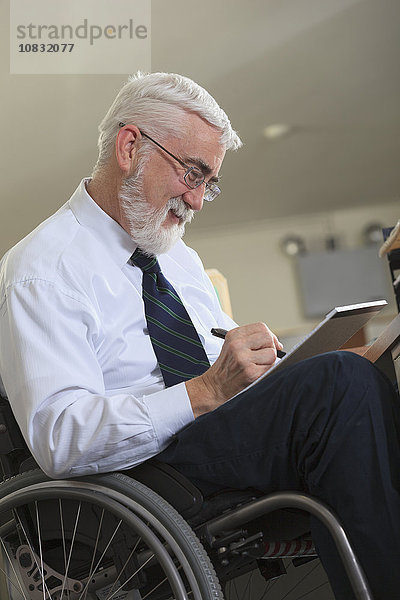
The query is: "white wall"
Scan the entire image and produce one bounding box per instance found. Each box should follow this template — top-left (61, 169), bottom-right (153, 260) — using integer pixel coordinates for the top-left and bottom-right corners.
top-left (185, 200), bottom-right (399, 339)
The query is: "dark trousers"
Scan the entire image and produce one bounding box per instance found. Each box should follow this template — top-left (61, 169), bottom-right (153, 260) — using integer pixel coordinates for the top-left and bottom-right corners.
top-left (158, 351), bottom-right (400, 600)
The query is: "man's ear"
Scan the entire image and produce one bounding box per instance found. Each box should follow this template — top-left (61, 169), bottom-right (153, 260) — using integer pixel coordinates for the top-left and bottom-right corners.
top-left (115, 125), bottom-right (141, 174)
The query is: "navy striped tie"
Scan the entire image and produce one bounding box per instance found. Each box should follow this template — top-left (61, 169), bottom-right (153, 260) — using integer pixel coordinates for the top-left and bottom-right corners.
top-left (130, 248), bottom-right (210, 387)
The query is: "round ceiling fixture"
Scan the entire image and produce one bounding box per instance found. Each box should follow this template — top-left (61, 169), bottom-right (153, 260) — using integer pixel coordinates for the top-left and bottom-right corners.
top-left (263, 123), bottom-right (292, 140)
top-left (362, 222), bottom-right (383, 245)
top-left (281, 235), bottom-right (306, 256)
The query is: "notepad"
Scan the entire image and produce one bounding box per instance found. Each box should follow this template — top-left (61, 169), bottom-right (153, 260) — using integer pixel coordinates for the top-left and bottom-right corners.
top-left (237, 299), bottom-right (388, 395)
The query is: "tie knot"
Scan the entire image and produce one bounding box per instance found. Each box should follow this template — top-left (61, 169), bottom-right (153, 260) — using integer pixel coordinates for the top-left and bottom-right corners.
top-left (130, 248), bottom-right (161, 274)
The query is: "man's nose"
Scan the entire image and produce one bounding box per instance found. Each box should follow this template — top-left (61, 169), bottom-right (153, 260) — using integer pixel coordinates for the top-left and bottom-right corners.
top-left (182, 185), bottom-right (204, 212)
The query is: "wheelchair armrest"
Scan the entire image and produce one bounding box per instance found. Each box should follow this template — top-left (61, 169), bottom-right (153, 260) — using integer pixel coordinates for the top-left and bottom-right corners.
top-left (129, 459), bottom-right (204, 520)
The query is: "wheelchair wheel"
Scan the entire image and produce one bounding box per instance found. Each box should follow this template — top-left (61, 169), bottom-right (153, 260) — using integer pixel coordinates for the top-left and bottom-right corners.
top-left (0, 469), bottom-right (223, 599)
top-left (224, 558), bottom-right (334, 600)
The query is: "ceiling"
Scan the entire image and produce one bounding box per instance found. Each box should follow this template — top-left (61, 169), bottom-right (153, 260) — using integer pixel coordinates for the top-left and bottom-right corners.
top-left (1, 0), bottom-right (400, 247)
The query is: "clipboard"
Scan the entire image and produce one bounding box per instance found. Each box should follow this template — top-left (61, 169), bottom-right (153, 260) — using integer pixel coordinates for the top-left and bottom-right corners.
top-left (264, 299), bottom-right (387, 378)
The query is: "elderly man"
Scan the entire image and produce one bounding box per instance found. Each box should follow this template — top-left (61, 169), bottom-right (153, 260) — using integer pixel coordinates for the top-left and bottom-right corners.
top-left (0, 72), bottom-right (399, 599)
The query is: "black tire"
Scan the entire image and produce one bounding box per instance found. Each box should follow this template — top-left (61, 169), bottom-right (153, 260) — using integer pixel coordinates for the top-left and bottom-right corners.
top-left (0, 469), bottom-right (224, 600)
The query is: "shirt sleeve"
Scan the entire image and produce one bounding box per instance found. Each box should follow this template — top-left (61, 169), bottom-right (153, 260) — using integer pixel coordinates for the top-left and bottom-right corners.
top-left (0, 279), bottom-right (194, 478)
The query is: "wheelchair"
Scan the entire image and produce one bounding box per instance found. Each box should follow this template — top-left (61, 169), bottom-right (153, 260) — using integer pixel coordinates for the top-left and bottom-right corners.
top-left (0, 395), bottom-right (372, 600)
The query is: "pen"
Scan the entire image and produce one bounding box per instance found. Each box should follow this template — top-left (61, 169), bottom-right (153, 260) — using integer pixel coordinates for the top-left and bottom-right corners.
top-left (211, 328), bottom-right (286, 358)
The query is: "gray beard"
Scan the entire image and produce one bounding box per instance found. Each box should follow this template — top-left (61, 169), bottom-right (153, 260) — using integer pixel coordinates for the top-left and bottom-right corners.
top-left (119, 165), bottom-right (194, 257)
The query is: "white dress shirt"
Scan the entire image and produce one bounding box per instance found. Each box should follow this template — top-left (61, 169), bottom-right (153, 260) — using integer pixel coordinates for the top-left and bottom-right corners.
top-left (0, 179), bottom-right (236, 478)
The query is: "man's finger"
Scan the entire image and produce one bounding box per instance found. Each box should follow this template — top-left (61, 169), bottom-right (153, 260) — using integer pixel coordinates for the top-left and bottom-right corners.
top-left (250, 346), bottom-right (278, 365)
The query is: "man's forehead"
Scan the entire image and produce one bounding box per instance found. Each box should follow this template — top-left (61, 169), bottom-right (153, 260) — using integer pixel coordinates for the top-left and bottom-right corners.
top-left (182, 151), bottom-right (223, 176)
top-left (176, 121), bottom-right (225, 176)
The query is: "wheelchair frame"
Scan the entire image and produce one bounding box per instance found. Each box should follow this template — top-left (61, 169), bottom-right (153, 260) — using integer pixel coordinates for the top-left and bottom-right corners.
top-left (0, 395), bottom-right (373, 599)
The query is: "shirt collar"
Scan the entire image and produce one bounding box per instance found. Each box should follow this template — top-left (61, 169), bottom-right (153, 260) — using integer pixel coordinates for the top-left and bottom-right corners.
top-left (68, 178), bottom-right (137, 268)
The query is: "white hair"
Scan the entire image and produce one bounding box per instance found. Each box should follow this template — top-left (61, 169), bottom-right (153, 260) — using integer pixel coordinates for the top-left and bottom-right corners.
top-left (93, 71), bottom-right (242, 174)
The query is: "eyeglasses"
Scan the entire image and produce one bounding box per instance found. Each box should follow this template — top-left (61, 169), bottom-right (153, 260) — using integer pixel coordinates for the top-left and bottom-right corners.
top-left (118, 123), bottom-right (221, 202)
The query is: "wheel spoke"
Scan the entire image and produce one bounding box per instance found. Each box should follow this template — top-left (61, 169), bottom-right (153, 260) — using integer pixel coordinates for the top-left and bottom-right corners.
top-left (141, 574), bottom-right (168, 599)
top-left (0, 565), bottom-right (27, 599)
top-left (0, 537), bottom-right (28, 599)
top-left (295, 580), bottom-right (330, 599)
top-left (279, 561), bottom-right (321, 600)
top-left (14, 506), bottom-right (52, 599)
top-left (105, 553), bottom-right (155, 600)
top-left (58, 500), bottom-right (82, 599)
top-left (0, 473), bottom-right (223, 600)
top-left (34, 501), bottom-right (47, 599)
top-left (257, 574), bottom-right (278, 600)
top-left (235, 578), bottom-right (240, 600)
top-left (241, 570), bottom-right (254, 598)
top-left (225, 558), bottom-right (330, 600)
top-left (58, 499), bottom-right (70, 600)
top-left (77, 518), bottom-right (123, 600)
top-left (141, 561), bottom-right (183, 600)
top-left (81, 507), bottom-right (105, 600)
top-left (103, 533), bottom-right (142, 600)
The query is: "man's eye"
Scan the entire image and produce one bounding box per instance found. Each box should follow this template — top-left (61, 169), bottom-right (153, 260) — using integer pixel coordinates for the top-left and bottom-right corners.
top-left (186, 169), bottom-right (202, 183)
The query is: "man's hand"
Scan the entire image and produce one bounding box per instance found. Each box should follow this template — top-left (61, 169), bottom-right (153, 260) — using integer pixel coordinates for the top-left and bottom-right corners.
top-left (186, 322), bottom-right (282, 417)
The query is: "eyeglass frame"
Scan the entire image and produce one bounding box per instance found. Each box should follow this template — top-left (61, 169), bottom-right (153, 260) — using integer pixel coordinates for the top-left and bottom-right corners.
top-left (118, 122), bottom-right (221, 202)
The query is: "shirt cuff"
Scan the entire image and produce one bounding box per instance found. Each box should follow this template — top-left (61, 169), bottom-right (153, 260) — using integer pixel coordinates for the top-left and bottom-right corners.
top-left (142, 382), bottom-right (194, 451)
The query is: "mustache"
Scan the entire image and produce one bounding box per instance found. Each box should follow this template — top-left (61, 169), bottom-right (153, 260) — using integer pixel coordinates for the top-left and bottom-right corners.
top-left (167, 197), bottom-right (194, 223)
